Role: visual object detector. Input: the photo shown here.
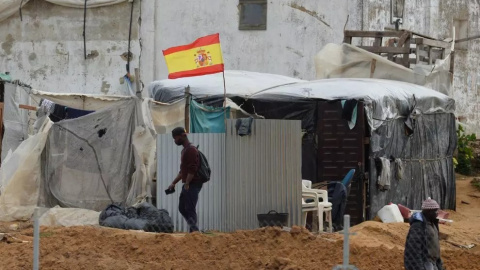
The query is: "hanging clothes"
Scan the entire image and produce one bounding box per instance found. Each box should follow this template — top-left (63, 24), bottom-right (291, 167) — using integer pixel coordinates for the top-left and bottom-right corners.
top-left (48, 103), bottom-right (95, 123)
top-left (189, 99), bottom-right (230, 133)
top-left (377, 157), bottom-right (391, 190)
top-left (49, 104), bottom-right (67, 123)
top-left (65, 107), bottom-right (94, 119)
top-left (235, 117), bottom-right (254, 136)
top-left (341, 100), bottom-right (358, 130)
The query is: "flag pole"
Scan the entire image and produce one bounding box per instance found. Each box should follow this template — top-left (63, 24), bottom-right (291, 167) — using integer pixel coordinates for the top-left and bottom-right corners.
top-left (222, 71), bottom-right (227, 132)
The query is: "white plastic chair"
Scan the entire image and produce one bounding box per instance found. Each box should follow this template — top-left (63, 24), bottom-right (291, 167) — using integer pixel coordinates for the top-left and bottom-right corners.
top-left (301, 180), bottom-right (333, 233)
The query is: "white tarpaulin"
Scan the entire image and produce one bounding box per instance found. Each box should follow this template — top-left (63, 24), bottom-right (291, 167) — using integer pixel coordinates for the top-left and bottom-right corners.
top-left (44, 0), bottom-right (127, 8)
top-left (149, 70), bottom-right (306, 103)
top-left (0, 117), bottom-right (52, 221)
top-left (314, 43), bottom-right (452, 95)
top-left (0, 93), bottom-right (157, 221)
top-left (1, 83), bottom-right (31, 162)
top-left (0, 0), bottom-right (30, 23)
top-left (39, 206), bottom-right (100, 227)
top-left (249, 78), bottom-right (455, 131)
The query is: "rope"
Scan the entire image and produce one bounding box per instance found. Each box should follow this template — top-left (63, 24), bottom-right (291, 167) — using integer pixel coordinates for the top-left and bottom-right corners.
top-left (83, 0), bottom-right (87, 60)
top-left (54, 122), bottom-right (115, 204)
top-left (19, 0), bottom-right (25, 21)
top-left (126, 0), bottom-right (134, 73)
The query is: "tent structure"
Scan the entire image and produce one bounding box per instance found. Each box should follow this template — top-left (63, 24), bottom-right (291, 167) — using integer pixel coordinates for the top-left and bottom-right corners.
top-left (0, 80), bottom-right (254, 222)
top-left (150, 74), bottom-right (457, 224)
top-left (0, 82), bottom-right (157, 221)
top-left (0, 70), bottom-right (457, 226)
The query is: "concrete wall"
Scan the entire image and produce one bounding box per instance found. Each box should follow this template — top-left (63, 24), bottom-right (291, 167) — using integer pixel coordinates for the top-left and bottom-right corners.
top-left (0, 0), bottom-right (140, 96)
top-left (360, 0), bottom-right (480, 135)
top-left (153, 0), bottom-right (360, 81)
top-left (1, 0), bottom-right (479, 134)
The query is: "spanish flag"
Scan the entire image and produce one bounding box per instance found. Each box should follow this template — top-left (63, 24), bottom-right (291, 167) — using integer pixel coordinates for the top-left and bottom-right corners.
top-left (163, 33), bottom-right (224, 79)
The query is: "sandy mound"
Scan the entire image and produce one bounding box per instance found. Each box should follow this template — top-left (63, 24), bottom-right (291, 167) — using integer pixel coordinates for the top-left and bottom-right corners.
top-left (0, 176), bottom-right (479, 270)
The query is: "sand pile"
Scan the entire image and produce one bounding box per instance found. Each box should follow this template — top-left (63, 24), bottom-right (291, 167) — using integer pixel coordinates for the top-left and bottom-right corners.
top-left (0, 177), bottom-right (479, 270)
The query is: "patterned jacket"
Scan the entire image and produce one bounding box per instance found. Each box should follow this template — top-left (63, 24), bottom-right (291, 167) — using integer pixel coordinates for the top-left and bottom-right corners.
top-left (404, 212), bottom-right (444, 270)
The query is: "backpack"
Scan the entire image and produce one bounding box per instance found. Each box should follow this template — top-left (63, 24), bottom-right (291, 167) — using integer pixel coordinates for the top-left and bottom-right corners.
top-left (194, 145), bottom-right (211, 183)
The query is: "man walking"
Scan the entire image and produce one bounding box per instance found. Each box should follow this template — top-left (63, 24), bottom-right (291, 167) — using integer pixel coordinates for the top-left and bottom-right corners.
top-left (404, 197), bottom-right (444, 270)
top-left (168, 127), bottom-right (203, 233)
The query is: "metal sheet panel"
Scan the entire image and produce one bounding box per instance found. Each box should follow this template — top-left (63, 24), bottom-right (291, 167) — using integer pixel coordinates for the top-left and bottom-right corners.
top-left (157, 133), bottom-right (225, 232)
top-left (156, 120), bottom-right (302, 232)
top-left (225, 119), bottom-right (302, 231)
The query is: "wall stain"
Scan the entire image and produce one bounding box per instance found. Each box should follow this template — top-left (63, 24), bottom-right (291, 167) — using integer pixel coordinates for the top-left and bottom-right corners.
top-left (1, 34), bottom-right (15, 55)
top-left (101, 80), bottom-right (111, 94)
top-left (121, 52), bottom-right (133, 61)
top-left (286, 46), bottom-right (304, 57)
top-left (288, 3), bottom-right (331, 28)
top-left (56, 43), bottom-right (68, 55)
top-left (29, 53), bottom-right (37, 62)
top-left (31, 66), bottom-right (48, 80)
top-left (86, 50), bottom-right (99, 59)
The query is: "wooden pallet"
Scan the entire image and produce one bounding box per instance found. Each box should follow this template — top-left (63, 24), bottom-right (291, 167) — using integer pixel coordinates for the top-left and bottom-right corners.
top-left (344, 30), bottom-right (453, 73)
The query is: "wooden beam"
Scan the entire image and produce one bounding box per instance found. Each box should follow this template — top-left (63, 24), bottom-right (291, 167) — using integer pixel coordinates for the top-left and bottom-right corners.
top-left (456, 35), bottom-right (480, 43)
top-left (19, 104), bottom-right (37, 111)
top-left (402, 35), bottom-right (412, 68)
top-left (343, 36), bottom-right (352, 44)
top-left (415, 38), bottom-right (451, 49)
top-left (384, 27), bottom-right (438, 40)
top-left (344, 30), bottom-right (405, 38)
top-left (397, 32), bottom-right (411, 47)
top-left (357, 46), bottom-right (410, 54)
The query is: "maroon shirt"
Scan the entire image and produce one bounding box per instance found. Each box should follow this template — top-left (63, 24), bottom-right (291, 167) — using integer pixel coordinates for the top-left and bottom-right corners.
top-left (180, 144), bottom-right (201, 183)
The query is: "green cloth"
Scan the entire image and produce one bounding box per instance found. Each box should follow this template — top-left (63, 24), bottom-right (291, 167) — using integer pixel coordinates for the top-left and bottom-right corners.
top-left (0, 73), bottom-right (12, 81)
top-left (190, 99), bottom-right (230, 133)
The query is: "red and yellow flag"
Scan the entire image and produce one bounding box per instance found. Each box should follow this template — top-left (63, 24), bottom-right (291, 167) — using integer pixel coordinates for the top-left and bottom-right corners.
top-left (162, 33), bottom-right (224, 79)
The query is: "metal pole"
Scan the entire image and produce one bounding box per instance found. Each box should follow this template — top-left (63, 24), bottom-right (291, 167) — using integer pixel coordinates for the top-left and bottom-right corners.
top-left (184, 86), bottom-right (190, 133)
top-left (343, 215), bottom-right (350, 270)
top-left (33, 208), bottom-right (40, 270)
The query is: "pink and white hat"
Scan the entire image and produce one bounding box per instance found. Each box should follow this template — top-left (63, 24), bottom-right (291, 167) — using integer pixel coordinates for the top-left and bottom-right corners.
top-left (422, 197), bottom-right (440, 210)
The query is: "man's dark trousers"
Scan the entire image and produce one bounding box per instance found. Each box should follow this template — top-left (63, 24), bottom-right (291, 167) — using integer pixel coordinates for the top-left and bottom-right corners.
top-left (179, 182), bottom-right (202, 232)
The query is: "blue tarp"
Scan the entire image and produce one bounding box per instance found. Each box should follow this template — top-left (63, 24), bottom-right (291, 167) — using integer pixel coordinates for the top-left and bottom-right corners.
top-left (190, 99), bottom-right (230, 133)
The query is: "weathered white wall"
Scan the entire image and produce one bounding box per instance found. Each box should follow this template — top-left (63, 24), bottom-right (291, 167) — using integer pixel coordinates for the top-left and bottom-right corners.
top-left (1, 0), bottom-right (479, 135)
top-left (0, 0), bottom-right (140, 96)
top-left (154, 0), bottom-right (360, 81)
top-left (360, 0), bottom-right (480, 135)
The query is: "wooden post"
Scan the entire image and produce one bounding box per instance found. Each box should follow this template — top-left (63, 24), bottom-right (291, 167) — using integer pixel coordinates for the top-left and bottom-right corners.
top-left (0, 103), bottom-right (3, 162)
top-left (134, 68), bottom-right (142, 98)
top-left (402, 33), bottom-right (411, 68)
top-left (184, 86), bottom-right (190, 133)
top-left (450, 51), bottom-right (455, 84)
top-left (370, 59), bottom-right (377, 78)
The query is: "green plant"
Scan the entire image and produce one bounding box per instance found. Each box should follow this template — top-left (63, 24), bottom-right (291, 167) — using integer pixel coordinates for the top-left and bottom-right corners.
top-left (472, 178), bottom-right (480, 191)
top-left (456, 125), bottom-right (476, 175)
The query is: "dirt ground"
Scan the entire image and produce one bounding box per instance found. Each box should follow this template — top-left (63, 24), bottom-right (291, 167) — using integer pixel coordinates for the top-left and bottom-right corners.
top-left (0, 175), bottom-right (479, 270)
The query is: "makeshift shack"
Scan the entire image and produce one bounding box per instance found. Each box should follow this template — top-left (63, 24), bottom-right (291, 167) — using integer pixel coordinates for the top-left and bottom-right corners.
top-left (150, 74), bottom-right (456, 225)
top-left (0, 80), bottom-right (260, 225)
top-left (0, 81), bottom-right (158, 222)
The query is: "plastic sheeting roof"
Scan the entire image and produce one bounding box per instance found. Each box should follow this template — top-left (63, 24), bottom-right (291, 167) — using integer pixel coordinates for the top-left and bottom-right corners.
top-left (0, 0), bottom-right (126, 24)
top-left (150, 74), bottom-right (455, 131)
top-left (249, 78), bottom-right (455, 130)
top-left (148, 70), bottom-right (306, 103)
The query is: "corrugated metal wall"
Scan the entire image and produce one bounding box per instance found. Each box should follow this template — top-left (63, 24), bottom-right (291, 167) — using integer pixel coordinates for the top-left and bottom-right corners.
top-left (157, 133), bottom-right (226, 232)
top-left (225, 119), bottom-right (302, 231)
top-left (156, 119), bottom-right (302, 232)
